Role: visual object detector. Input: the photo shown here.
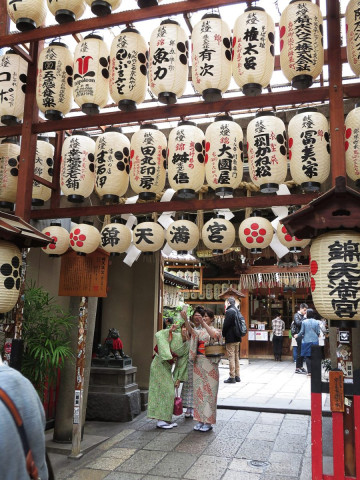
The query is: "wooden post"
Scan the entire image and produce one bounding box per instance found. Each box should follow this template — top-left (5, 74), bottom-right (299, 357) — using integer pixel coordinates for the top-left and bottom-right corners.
top-left (240, 289), bottom-right (249, 360)
top-left (69, 296), bottom-right (88, 459)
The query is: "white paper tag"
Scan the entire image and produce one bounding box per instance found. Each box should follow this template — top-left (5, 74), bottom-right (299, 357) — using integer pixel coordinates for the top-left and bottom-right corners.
top-left (270, 233), bottom-right (289, 258)
top-left (123, 243), bottom-right (142, 267)
top-left (158, 189), bottom-right (176, 228)
top-left (216, 208), bottom-right (235, 221)
top-left (162, 243), bottom-right (174, 256)
top-left (121, 196), bottom-right (139, 229)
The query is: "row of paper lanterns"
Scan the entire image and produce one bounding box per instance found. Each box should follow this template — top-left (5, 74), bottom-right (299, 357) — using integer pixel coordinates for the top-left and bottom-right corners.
top-left (3, 1), bottom-right (331, 125)
top-left (41, 215), bottom-right (310, 259)
top-left (0, 228), bottom-right (358, 322)
top-left (4, 101), bottom-right (360, 209)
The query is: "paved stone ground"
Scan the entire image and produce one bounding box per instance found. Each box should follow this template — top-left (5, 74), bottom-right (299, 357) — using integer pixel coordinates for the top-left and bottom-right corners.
top-left (48, 360), bottom-right (333, 479)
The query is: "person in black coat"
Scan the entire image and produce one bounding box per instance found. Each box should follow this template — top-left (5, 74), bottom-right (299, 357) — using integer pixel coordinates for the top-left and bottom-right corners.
top-left (222, 296), bottom-right (242, 384)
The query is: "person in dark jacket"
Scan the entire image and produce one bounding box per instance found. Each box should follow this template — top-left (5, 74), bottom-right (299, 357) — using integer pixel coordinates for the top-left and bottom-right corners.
top-left (222, 296), bottom-right (242, 383)
top-left (294, 303), bottom-right (308, 374)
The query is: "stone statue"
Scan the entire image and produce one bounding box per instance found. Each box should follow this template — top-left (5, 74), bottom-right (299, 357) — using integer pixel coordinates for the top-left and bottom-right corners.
top-left (97, 328), bottom-right (129, 360)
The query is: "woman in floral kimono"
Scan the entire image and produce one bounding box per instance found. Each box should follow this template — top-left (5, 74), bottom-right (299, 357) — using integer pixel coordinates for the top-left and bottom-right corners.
top-left (147, 321), bottom-right (189, 429)
top-left (180, 307), bottom-right (222, 432)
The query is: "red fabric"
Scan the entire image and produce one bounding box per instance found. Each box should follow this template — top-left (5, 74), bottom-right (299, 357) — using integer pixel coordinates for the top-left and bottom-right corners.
top-left (152, 345), bottom-right (178, 365)
top-left (112, 338), bottom-right (123, 350)
top-left (197, 340), bottom-right (205, 356)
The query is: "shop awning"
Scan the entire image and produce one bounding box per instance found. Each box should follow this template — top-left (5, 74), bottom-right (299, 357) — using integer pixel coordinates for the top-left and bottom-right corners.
top-left (0, 212), bottom-right (53, 248)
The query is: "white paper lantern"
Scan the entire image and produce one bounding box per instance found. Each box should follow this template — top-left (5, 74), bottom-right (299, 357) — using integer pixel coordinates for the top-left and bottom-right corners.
top-left (233, 6), bottom-right (275, 96)
top-left (205, 115), bottom-right (243, 195)
top-left (0, 138), bottom-right (20, 209)
top-left (0, 240), bottom-right (22, 313)
top-left (247, 111), bottom-right (287, 193)
top-left (32, 137), bottom-right (54, 206)
top-left (36, 41), bottom-right (73, 120)
top-left (310, 230), bottom-right (360, 321)
top-left (346, 0), bottom-right (360, 77)
top-left (288, 107), bottom-right (330, 192)
top-left (239, 216), bottom-right (273, 253)
top-left (130, 125), bottom-right (167, 200)
top-left (192, 13), bottom-right (232, 102)
top-left (149, 19), bottom-right (188, 104)
top-left (214, 283), bottom-right (221, 300)
top-left (280, 0), bottom-right (324, 89)
top-left (70, 222), bottom-right (100, 255)
top-left (345, 104), bottom-right (360, 187)
top-left (73, 34), bottom-right (109, 115)
top-left (133, 221), bottom-right (164, 252)
top-left (41, 222), bottom-right (69, 256)
top-left (95, 127), bottom-right (130, 202)
top-left (100, 221), bottom-right (131, 255)
top-left (202, 215), bottom-right (235, 254)
top-left (109, 27), bottom-right (148, 112)
top-left (276, 222), bottom-right (310, 253)
top-left (168, 121), bottom-right (205, 198)
top-left (60, 130), bottom-right (95, 203)
top-left (47, 0), bottom-right (85, 23)
top-left (205, 283), bottom-right (214, 300)
top-left (7, 0), bottom-right (46, 31)
top-left (165, 219), bottom-right (200, 254)
top-left (85, 0), bottom-right (120, 16)
top-left (0, 51), bottom-right (27, 126)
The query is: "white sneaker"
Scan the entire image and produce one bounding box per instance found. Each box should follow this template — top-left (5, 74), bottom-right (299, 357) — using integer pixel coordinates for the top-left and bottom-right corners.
top-left (156, 421), bottom-right (173, 429)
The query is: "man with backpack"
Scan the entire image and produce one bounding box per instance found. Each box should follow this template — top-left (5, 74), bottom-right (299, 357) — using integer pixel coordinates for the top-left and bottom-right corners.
top-left (293, 303), bottom-right (308, 374)
top-left (222, 297), bottom-right (244, 384)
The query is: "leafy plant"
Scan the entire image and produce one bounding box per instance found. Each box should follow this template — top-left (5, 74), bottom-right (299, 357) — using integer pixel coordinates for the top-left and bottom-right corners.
top-left (21, 283), bottom-right (75, 401)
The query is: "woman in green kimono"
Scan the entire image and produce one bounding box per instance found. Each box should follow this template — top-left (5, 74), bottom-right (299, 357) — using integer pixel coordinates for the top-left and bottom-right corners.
top-left (147, 321), bottom-right (189, 429)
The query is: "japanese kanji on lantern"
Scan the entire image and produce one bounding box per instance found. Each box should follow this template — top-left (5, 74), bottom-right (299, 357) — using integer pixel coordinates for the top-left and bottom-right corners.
top-left (109, 27), bottom-right (148, 112)
top-left (233, 6), bottom-right (275, 96)
top-left (32, 136), bottom-right (54, 206)
top-left (279, 0), bottom-right (324, 89)
top-left (133, 220), bottom-right (165, 252)
top-left (149, 19), bottom-right (188, 104)
top-left (129, 124), bottom-right (167, 200)
top-left (60, 130), bottom-right (95, 203)
top-left (165, 218), bottom-right (200, 254)
top-left (288, 107), bottom-right (330, 192)
top-left (85, 0), bottom-right (120, 16)
top-left (42, 222), bottom-right (70, 257)
top-left (95, 127), bottom-right (130, 203)
top-left (202, 214), bottom-right (235, 254)
top-left (70, 222), bottom-right (101, 255)
top-left (205, 115), bottom-right (243, 196)
top-left (100, 220), bottom-right (131, 256)
top-left (7, 0), bottom-right (46, 31)
top-left (36, 41), bottom-right (74, 121)
top-left (276, 222), bottom-right (310, 253)
top-left (310, 230), bottom-right (360, 321)
top-left (0, 50), bottom-right (28, 126)
top-left (73, 34), bottom-right (110, 115)
top-left (0, 240), bottom-right (22, 313)
top-left (345, 104), bottom-right (360, 187)
top-left (239, 216), bottom-right (273, 254)
top-left (0, 137), bottom-right (20, 210)
top-left (168, 121), bottom-right (205, 198)
top-left (47, 0), bottom-right (85, 23)
top-left (192, 13), bottom-right (232, 102)
top-left (247, 111), bottom-right (287, 193)
top-left (345, 0), bottom-right (360, 77)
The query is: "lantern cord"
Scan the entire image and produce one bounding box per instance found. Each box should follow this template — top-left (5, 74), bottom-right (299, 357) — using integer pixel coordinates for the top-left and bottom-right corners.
top-left (274, 0), bottom-right (282, 17)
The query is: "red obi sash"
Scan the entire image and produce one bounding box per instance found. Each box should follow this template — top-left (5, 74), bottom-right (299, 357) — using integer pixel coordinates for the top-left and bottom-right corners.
top-left (197, 340), bottom-right (205, 356)
top-left (152, 345), bottom-right (178, 365)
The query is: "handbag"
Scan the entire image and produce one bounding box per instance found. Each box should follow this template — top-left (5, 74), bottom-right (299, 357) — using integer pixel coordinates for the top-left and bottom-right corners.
top-left (173, 388), bottom-right (183, 415)
top-left (0, 388), bottom-right (40, 479)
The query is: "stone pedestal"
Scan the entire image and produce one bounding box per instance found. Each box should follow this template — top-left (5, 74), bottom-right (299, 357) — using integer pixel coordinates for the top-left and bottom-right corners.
top-left (86, 366), bottom-right (141, 422)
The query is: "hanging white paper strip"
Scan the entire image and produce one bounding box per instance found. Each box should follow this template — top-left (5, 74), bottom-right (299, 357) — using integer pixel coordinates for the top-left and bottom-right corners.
top-left (269, 233), bottom-right (289, 259)
top-left (123, 243), bottom-right (142, 267)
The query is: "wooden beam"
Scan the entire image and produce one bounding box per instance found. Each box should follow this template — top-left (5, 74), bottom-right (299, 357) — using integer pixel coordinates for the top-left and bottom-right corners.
top-left (0, 0), bottom-right (10, 37)
top-left (242, 265), bottom-right (309, 274)
top-left (50, 131), bottom-right (64, 210)
top-left (0, 0), bottom-right (247, 48)
top-left (29, 193), bottom-right (319, 220)
top-left (15, 41), bottom-right (43, 221)
top-left (33, 175), bottom-right (56, 190)
top-left (327, 0), bottom-right (346, 182)
top-left (10, 45), bottom-right (33, 64)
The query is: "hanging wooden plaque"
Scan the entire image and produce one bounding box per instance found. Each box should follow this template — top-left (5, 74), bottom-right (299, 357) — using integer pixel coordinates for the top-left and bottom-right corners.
top-left (329, 370), bottom-right (344, 413)
top-left (59, 249), bottom-right (109, 297)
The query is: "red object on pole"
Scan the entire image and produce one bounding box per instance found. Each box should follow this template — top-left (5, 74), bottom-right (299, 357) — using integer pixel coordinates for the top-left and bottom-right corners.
top-left (333, 412), bottom-right (345, 480)
top-left (311, 392), bottom-right (323, 480)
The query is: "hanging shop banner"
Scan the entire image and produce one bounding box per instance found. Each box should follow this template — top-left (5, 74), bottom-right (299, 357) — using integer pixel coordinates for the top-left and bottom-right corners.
top-left (59, 249), bottom-right (108, 297)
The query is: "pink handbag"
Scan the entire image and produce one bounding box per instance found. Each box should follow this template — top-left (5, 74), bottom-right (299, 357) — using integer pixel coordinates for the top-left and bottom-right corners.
top-left (173, 388), bottom-right (183, 415)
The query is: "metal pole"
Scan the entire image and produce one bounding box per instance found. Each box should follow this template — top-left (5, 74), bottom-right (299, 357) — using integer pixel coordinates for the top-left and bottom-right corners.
top-left (69, 296), bottom-right (88, 459)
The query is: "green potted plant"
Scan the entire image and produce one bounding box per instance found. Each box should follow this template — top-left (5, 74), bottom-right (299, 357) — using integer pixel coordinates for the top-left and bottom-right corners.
top-left (21, 282), bottom-right (75, 401)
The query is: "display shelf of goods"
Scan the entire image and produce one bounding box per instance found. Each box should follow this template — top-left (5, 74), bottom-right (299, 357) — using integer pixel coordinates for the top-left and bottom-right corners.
top-left (164, 265), bottom-right (203, 293)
